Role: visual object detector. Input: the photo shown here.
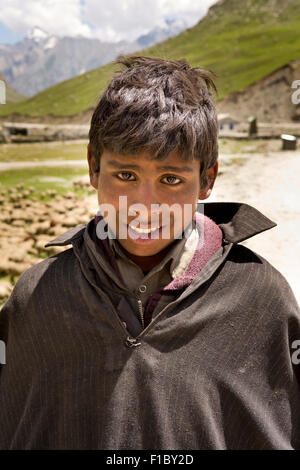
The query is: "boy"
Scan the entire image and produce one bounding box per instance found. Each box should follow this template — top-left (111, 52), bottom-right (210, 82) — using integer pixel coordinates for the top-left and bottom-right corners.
top-left (0, 56), bottom-right (299, 450)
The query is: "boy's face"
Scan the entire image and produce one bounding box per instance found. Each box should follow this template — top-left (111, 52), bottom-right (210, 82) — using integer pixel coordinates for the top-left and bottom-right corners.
top-left (88, 146), bottom-right (218, 268)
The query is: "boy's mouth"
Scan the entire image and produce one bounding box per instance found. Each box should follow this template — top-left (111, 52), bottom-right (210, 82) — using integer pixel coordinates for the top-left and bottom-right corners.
top-left (126, 222), bottom-right (166, 242)
top-left (128, 222), bottom-right (161, 234)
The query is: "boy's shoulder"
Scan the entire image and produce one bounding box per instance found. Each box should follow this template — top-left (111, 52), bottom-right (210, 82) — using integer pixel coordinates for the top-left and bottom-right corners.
top-left (224, 242), bottom-right (299, 319)
top-left (4, 247), bottom-right (75, 310)
top-left (1, 223), bottom-right (87, 313)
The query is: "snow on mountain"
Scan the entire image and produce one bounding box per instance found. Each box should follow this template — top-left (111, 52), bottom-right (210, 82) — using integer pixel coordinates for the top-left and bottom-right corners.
top-left (44, 36), bottom-right (58, 50)
top-left (27, 26), bottom-right (49, 42)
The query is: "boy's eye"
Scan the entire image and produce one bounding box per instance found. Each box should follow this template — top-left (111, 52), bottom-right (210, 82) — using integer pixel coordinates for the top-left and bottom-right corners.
top-left (161, 175), bottom-right (182, 185)
top-left (115, 172), bottom-right (182, 185)
top-left (116, 172), bottom-right (135, 181)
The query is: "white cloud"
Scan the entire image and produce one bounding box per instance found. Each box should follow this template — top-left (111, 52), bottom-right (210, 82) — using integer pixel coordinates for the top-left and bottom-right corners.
top-left (0, 0), bottom-right (92, 38)
top-left (82, 0), bottom-right (162, 42)
top-left (0, 0), bottom-right (217, 42)
top-left (83, 0), bottom-right (217, 42)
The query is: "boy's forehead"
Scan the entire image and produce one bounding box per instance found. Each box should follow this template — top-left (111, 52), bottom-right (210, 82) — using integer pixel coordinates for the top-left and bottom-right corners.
top-left (101, 149), bottom-right (200, 171)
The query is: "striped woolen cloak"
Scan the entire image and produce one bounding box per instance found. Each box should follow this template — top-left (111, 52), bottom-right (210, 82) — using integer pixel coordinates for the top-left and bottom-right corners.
top-left (0, 202), bottom-right (299, 449)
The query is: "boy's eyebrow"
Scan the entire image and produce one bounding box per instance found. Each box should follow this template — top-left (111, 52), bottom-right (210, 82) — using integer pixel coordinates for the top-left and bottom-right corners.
top-left (156, 165), bottom-right (194, 173)
top-left (107, 160), bottom-right (194, 173)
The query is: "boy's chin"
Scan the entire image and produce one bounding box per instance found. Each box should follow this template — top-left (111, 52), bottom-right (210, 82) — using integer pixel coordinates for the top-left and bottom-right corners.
top-left (117, 238), bottom-right (174, 257)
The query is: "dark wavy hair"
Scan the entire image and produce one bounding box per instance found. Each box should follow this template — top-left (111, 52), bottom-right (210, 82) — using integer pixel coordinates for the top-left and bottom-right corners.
top-left (89, 55), bottom-right (218, 188)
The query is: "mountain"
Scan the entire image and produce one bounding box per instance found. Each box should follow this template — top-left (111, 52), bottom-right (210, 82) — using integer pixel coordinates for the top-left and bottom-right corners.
top-left (1, 0), bottom-right (300, 121)
top-left (0, 21), bottom-right (189, 97)
top-left (0, 27), bottom-right (138, 97)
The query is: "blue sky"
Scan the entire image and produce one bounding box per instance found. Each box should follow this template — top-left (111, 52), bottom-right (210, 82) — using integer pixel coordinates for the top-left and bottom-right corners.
top-left (0, 0), bottom-right (217, 44)
top-left (0, 21), bottom-right (23, 44)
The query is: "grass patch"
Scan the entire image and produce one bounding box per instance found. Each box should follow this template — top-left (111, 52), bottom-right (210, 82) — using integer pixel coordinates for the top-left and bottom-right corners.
top-left (0, 274), bottom-right (16, 283)
top-left (0, 165), bottom-right (89, 200)
top-left (218, 138), bottom-right (282, 154)
top-left (0, 140), bottom-right (88, 162)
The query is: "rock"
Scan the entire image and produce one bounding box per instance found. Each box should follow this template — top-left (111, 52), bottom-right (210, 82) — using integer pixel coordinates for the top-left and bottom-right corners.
top-left (0, 192), bottom-right (96, 279)
top-left (26, 220), bottom-right (51, 236)
top-left (11, 220), bottom-right (26, 228)
top-left (46, 189), bottom-right (57, 197)
top-left (50, 215), bottom-right (65, 226)
top-left (34, 235), bottom-right (64, 256)
top-left (9, 194), bottom-right (19, 203)
top-left (62, 217), bottom-right (78, 228)
top-left (0, 259), bottom-right (11, 276)
top-left (63, 191), bottom-right (76, 199)
top-left (8, 250), bottom-right (28, 263)
top-left (6, 261), bottom-right (31, 283)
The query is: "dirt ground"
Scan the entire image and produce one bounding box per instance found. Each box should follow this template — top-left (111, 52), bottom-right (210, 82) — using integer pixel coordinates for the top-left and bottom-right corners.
top-left (209, 149), bottom-right (300, 305)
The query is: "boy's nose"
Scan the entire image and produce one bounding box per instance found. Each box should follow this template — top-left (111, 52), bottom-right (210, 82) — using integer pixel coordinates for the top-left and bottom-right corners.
top-left (131, 182), bottom-right (156, 207)
top-left (128, 183), bottom-right (161, 223)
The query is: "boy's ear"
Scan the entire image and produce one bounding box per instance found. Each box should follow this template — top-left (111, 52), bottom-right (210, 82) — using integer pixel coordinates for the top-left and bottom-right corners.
top-left (198, 160), bottom-right (218, 200)
top-left (87, 144), bottom-right (99, 190)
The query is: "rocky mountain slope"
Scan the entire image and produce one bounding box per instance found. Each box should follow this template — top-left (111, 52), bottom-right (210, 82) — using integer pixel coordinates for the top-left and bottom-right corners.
top-left (1, 0), bottom-right (300, 122)
top-left (0, 20), bottom-right (187, 97)
top-left (217, 58), bottom-right (300, 122)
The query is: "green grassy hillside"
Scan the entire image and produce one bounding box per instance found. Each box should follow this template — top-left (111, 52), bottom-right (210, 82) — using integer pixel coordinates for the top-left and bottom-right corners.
top-left (0, 72), bottom-right (25, 104)
top-left (1, 0), bottom-right (300, 118)
top-left (5, 87), bottom-right (25, 104)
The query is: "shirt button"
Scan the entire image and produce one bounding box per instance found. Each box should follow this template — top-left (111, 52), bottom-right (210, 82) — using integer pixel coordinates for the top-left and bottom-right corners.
top-left (125, 337), bottom-right (141, 348)
top-left (139, 285), bottom-right (147, 293)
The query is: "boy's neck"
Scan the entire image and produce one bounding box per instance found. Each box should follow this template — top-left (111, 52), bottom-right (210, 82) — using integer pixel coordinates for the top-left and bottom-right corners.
top-left (116, 240), bottom-right (178, 273)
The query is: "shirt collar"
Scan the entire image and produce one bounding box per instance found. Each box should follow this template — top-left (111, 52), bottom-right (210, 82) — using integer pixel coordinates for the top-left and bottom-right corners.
top-left (199, 201), bottom-right (277, 244)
